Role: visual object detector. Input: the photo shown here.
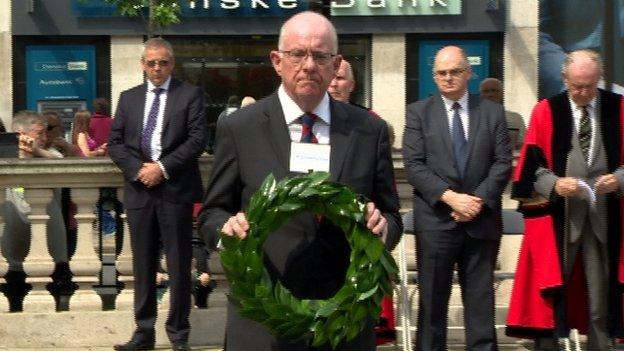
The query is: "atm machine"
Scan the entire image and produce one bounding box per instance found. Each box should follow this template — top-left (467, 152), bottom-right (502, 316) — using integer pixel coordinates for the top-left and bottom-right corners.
top-left (37, 100), bottom-right (87, 140)
top-left (26, 45), bottom-right (96, 140)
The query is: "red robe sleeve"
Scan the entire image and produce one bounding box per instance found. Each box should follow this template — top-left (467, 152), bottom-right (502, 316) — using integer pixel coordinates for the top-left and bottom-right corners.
top-left (506, 100), bottom-right (564, 337)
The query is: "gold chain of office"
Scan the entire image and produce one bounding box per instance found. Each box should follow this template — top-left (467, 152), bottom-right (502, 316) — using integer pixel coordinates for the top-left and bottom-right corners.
top-left (219, 172), bottom-right (398, 349)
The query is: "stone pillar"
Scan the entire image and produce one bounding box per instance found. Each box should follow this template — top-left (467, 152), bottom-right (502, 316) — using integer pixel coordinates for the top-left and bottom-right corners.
top-left (115, 188), bottom-right (133, 276)
top-left (0, 189), bottom-right (7, 277)
top-left (22, 189), bottom-right (55, 277)
top-left (504, 0), bottom-right (539, 127)
top-left (110, 36), bottom-right (145, 114)
top-left (69, 188), bottom-right (101, 276)
top-left (498, 0), bottom-right (539, 310)
top-left (371, 34), bottom-right (406, 149)
top-left (0, 0), bottom-right (12, 131)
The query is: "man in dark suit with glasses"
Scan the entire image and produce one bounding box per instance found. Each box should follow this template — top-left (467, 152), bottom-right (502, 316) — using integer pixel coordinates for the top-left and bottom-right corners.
top-left (109, 37), bottom-right (206, 351)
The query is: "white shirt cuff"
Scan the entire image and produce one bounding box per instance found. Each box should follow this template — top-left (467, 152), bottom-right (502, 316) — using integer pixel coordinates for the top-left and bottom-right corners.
top-left (156, 161), bottom-right (169, 179)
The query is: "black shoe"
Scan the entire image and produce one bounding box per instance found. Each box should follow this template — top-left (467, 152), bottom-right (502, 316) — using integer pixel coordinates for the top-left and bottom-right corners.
top-left (172, 341), bottom-right (191, 351)
top-left (113, 339), bottom-right (155, 351)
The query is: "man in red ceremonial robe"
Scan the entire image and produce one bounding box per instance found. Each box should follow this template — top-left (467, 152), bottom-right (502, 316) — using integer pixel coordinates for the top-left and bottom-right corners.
top-left (507, 49), bottom-right (624, 350)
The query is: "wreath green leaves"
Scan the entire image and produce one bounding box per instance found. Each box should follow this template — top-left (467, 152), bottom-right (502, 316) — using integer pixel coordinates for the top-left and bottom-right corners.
top-left (219, 171), bottom-right (399, 349)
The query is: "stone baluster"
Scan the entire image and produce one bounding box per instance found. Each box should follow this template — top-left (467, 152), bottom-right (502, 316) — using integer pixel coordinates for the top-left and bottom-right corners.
top-left (0, 188), bottom-right (7, 277)
top-left (70, 188), bottom-right (101, 276)
top-left (115, 188), bottom-right (133, 276)
top-left (22, 188), bottom-right (55, 277)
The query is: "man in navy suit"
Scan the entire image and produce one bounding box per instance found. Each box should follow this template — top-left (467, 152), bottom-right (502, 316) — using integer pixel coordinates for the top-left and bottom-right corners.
top-left (109, 37), bottom-right (206, 351)
top-left (199, 11), bottom-right (401, 351)
top-left (403, 46), bottom-right (512, 351)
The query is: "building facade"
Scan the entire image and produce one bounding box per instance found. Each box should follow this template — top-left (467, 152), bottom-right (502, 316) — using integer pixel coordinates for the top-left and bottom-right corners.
top-left (4, 0), bottom-right (528, 149)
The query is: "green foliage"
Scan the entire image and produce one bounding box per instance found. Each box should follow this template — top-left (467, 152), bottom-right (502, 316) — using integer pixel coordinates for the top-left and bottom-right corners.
top-left (97, 0), bottom-right (184, 35)
top-left (220, 171), bottom-right (399, 349)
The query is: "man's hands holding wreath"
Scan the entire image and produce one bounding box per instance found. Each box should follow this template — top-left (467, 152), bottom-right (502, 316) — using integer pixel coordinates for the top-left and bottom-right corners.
top-left (223, 201), bottom-right (388, 239)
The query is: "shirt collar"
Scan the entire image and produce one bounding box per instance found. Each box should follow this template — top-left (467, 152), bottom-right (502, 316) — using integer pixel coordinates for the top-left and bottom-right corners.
top-left (568, 95), bottom-right (597, 113)
top-left (278, 84), bottom-right (331, 125)
top-left (147, 76), bottom-right (172, 92)
top-left (441, 92), bottom-right (469, 112)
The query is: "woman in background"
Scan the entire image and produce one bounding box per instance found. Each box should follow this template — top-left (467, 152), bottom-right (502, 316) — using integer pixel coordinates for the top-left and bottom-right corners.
top-left (89, 97), bottom-right (113, 148)
top-left (72, 110), bottom-right (106, 157)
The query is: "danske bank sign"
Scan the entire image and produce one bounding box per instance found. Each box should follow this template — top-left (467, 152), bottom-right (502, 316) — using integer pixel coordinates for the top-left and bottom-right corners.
top-left (74, 0), bottom-right (460, 17)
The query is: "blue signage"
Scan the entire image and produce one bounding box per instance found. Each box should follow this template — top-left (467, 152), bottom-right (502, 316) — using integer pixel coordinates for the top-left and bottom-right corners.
top-left (26, 45), bottom-right (97, 110)
top-left (72, 0), bottom-right (309, 18)
top-left (418, 40), bottom-right (490, 99)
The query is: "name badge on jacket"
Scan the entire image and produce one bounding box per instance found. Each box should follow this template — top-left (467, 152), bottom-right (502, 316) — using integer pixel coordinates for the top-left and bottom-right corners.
top-left (289, 142), bottom-right (330, 173)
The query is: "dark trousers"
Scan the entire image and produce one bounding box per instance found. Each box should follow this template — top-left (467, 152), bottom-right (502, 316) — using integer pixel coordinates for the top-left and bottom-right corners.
top-left (564, 226), bottom-right (609, 351)
top-left (126, 198), bottom-right (193, 344)
top-left (415, 229), bottom-right (499, 351)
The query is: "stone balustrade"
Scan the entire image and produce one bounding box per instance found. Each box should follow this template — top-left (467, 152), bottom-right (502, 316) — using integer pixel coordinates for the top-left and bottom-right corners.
top-left (0, 153), bottom-right (520, 323)
top-left (0, 156), bottom-right (213, 312)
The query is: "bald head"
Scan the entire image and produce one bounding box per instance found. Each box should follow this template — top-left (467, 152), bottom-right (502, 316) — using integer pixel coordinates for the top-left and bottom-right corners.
top-left (562, 49), bottom-right (602, 106)
top-left (433, 46), bottom-right (472, 101)
top-left (328, 59), bottom-right (355, 102)
top-left (562, 49), bottom-right (603, 77)
top-left (479, 78), bottom-right (503, 103)
top-left (434, 46), bottom-right (470, 73)
top-left (338, 60), bottom-right (353, 81)
top-left (271, 11), bottom-right (342, 112)
top-left (278, 11), bottom-right (338, 54)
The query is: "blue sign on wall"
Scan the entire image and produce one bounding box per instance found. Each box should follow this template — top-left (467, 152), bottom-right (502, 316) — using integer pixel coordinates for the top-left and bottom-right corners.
top-left (26, 45), bottom-right (97, 111)
top-left (72, 0), bottom-right (309, 18)
top-left (418, 40), bottom-right (490, 99)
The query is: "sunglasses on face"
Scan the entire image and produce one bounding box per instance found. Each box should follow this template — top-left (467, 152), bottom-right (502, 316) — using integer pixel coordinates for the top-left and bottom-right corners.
top-left (144, 59), bottom-right (170, 68)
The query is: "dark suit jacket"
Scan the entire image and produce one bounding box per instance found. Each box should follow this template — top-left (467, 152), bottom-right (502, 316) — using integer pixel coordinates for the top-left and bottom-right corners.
top-left (403, 94), bottom-right (512, 239)
top-left (109, 78), bottom-right (206, 208)
top-left (199, 93), bottom-right (402, 299)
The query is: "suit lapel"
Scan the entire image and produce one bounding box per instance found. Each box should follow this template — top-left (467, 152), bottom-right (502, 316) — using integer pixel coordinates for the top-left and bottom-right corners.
top-left (466, 95), bottom-right (481, 163)
top-left (162, 78), bottom-right (178, 131)
top-left (329, 100), bottom-right (353, 181)
top-left (135, 84), bottom-right (148, 136)
top-left (433, 95), bottom-right (459, 180)
top-left (262, 94), bottom-right (292, 179)
top-left (434, 95), bottom-right (454, 160)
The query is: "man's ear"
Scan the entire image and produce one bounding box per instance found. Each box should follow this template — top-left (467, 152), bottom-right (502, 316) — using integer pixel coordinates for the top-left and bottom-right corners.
top-left (270, 51), bottom-right (282, 76)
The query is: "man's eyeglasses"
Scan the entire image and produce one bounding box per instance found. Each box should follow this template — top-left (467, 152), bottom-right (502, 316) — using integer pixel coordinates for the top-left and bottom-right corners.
top-left (481, 88), bottom-right (501, 93)
top-left (144, 59), bottom-right (170, 68)
top-left (279, 50), bottom-right (336, 65)
top-left (434, 67), bottom-right (467, 78)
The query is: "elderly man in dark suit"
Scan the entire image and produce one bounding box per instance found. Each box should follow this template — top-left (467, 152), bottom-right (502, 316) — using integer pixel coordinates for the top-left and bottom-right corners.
top-left (108, 37), bottom-right (206, 351)
top-left (403, 45), bottom-right (512, 351)
top-left (199, 11), bottom-right (402, 351)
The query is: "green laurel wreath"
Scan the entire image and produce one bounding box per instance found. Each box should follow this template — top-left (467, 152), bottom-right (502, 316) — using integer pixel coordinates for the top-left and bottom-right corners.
top-left (219, 171), bottom-right (399, 349)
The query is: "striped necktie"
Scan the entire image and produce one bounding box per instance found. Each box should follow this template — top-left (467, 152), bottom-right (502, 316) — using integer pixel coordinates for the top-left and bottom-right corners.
top-left (579, 105), bottom-right (591, 163)
top-left (141, 87), bottom-right (164, 159)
